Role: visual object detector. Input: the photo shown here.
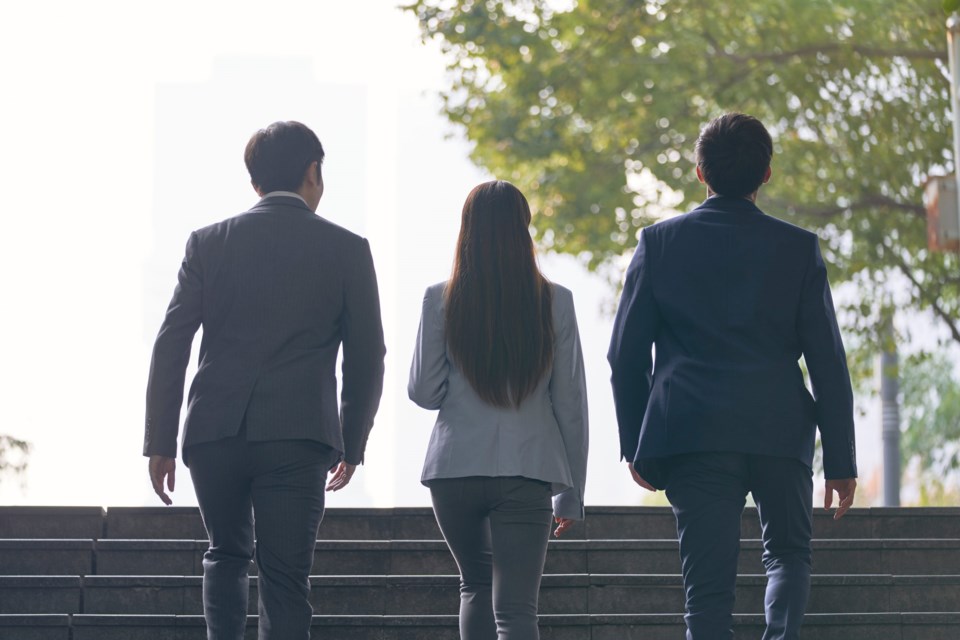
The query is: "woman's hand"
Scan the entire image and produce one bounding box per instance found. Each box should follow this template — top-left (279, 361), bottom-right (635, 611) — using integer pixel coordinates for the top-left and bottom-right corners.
top-left (554, 517), bottom-right (575, 537)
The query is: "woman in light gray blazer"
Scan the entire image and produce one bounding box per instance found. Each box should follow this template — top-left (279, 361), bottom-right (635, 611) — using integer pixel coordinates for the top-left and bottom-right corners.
top-left (409, 180), bottom-right (588, 640)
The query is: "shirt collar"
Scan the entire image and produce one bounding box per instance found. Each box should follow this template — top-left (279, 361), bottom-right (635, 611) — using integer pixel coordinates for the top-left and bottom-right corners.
top-left (259, 191), bottom-right (308, 206)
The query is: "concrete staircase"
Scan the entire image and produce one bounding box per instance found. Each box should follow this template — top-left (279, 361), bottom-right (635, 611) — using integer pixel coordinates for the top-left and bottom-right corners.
top-left (1, 506), bottom-right (958, 639)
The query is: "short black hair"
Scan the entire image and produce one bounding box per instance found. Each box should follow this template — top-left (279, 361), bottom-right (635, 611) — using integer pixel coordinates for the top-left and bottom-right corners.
top-left (695, 113), bottom-right (773, 198)
top-left (244, 121), bottom-right (325, 193)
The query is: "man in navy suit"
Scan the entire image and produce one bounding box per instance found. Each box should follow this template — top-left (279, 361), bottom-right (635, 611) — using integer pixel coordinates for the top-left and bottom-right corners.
top-left (144, 121), bottom-right (385, 639)
top-left (608, 113), bottom-right (857, 640)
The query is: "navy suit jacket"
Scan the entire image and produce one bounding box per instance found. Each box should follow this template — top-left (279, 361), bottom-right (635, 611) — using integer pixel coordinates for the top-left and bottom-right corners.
top-left (608, 195), bottom-right (857, 488)
top-left (144, 194), bottom-right (385, 466)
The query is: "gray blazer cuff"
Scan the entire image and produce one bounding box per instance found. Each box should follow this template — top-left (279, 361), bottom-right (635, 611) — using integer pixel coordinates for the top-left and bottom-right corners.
top-left (552, 487), bottom-right (585, 520)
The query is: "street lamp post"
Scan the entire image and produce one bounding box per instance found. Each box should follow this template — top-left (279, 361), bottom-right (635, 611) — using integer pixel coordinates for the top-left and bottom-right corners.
top-left (880, 320), bottom-right (901, 507)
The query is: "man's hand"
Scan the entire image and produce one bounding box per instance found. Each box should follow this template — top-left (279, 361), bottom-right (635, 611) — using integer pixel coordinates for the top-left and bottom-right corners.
top-left (554, 517), bottom-right (575, 538)
top-left (628, 461), bottom-right (656, 492)
top-left (149, 456), bottom-right (176, 506)
top-left (326, 461), bottom-right (357, 492)
top-left (825, 478), bottom-right (857, 520)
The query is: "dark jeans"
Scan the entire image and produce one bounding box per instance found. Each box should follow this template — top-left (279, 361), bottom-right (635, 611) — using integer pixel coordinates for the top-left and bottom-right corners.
top-left (187, 432), bottom-right (339, 640)
top-left (429, 476), bottom-right (554, 640)
top-left (664, 452), bottom-right (813, 640)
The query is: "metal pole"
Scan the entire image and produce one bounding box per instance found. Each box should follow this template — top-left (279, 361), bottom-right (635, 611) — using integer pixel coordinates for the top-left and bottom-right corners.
top-left (948, 14), bottom-right (960, 242)
top-left (880, 320), bottom-right (901, 507)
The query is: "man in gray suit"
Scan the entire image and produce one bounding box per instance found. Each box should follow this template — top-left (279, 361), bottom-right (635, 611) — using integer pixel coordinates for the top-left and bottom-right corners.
top-left (144, 121), bottom-right (386, 639)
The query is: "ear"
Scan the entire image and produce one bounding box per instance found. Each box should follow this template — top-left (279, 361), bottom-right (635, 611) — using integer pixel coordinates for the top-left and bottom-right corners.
top-left (252, 180), bottom-right (264, 197)
top-left (304, 160), bottom-right (320, 187)
top-left (762, 166), bottom-right (772, 184)
top-left (695, 165), bottom-right (706, 184)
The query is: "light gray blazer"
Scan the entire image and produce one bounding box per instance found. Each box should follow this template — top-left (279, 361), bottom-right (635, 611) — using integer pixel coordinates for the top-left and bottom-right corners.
top-left (408, 281), bottom-right (589, 519)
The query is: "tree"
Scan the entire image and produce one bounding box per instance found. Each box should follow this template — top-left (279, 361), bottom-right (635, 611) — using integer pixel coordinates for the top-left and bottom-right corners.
top-left (900, 352), bottom-right (960, 503)
top-left (406, 0), bottom-right (959, 374)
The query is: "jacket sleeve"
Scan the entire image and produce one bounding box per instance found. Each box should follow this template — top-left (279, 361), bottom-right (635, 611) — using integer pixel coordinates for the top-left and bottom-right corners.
top-left (408, 285), bottom-right (449, 410)
top-left (339, 238), bottom-right (386, 465)
top-left (549, 289), bottom-right (589, 520)
top-left (608, 228), bottom-right (660, 462)
top-left (797, 237), bottom-right (857, 479)
top-left (144, 231), bottom-right (203, 459)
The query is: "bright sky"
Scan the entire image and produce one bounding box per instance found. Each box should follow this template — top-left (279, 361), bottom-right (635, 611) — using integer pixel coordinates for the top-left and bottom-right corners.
top-left (0, 0), bottom-right (883, 508)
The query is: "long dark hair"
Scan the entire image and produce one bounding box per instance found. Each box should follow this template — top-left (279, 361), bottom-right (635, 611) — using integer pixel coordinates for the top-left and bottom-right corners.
top-left (445, 180), bottom-right (554, 408)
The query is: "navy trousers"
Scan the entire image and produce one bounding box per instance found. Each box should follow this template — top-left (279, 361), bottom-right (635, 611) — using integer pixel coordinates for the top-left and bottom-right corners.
top-left (187, 431), bottom-right (339, 640)
top-left (663, 452), bottom-right (813, 640)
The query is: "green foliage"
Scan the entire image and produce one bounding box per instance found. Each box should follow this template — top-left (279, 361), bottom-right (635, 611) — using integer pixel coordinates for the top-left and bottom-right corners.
top-left (0, 435), bottom-right (30, 485)
top-left (901, 352), bottom-right (960, 486)
top-left (406, 0), bottom-right (960, 369)
top-left (945, 0), bottom-right (960, 14)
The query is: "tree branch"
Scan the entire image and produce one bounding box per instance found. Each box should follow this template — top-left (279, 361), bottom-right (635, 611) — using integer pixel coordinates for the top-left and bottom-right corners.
top-left (768, 194), bottom-right (927, 220)
top-left (890, 252), bottom-right (960, 345)
top-left (708, 41), bottom-right (946, 64)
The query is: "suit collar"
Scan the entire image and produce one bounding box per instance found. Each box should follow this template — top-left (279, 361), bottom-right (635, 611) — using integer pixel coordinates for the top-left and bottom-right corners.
top-left (247, 194), bottom-right (315, 216)
top-left (694, 195), bottom-right (765, 216)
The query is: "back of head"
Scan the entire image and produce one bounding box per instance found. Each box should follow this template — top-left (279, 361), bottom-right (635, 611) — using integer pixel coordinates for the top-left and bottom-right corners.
top-left (695, 113), bottom-right (773, 198)
top-left (445, 180), bottom-right (554, 408)
top-left (244, 121), bottom-right (325, 193)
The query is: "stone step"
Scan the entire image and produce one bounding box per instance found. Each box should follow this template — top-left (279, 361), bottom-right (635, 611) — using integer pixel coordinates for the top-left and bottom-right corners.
top-left (0, 615), bottom-right (70, 640)
top-left (2, 613), bottom-right (958, 640)
top-left (0, 507), bottom-right (105, 539)
top-left (3, 574), bottom-right (959, 616)
top-left (3, 506), bottom-right (959, 540)
top-left (0, 540), bottom-right (94, 576)
top-left (0, 577), bottom-right (81, 615)
top-left (3, 538), bottom-right (959, 577)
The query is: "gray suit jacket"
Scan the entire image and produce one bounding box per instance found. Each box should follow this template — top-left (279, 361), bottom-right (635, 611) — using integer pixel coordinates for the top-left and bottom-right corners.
top-left (144, 194), bottom-right (385, 465)
top-left (409, 282), bottom-right (589, 519)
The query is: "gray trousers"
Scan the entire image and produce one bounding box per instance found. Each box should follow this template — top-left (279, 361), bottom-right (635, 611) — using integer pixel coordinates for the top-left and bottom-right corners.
top-left (429, 476), bottom-right (554, 640)
top-left (187, 431), bottom-right (339, 640)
